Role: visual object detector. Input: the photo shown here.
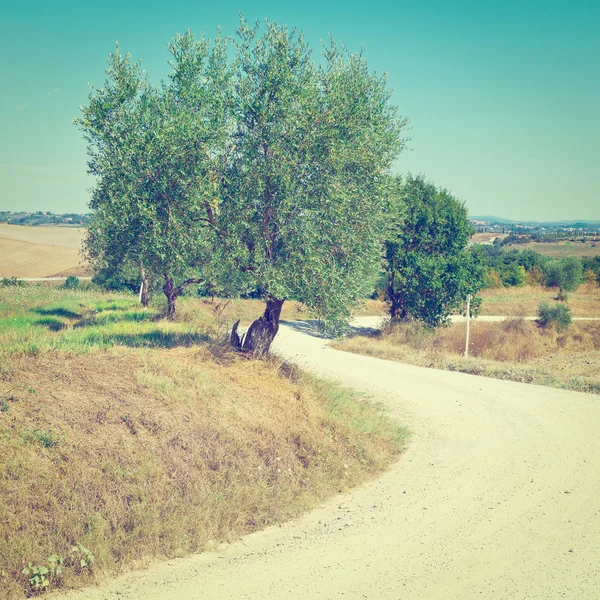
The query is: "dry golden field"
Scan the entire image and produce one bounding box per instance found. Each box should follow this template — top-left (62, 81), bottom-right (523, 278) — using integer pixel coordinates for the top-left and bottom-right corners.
top-left (478, 284), bottom-right (600, 317)
top-left (504, 240), bottom-right (600, 258)
top-left (0, 224), bottom-right (86, 278)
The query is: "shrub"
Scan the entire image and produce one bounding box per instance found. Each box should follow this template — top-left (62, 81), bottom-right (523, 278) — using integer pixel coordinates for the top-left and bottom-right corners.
top-left (91, 266), bottom-right (142, 293)
top-left (537, 302), bottom-right (572, 332)
top-left (544, 256), bottom-right (583, 292)
top-left (1, 277), bottom-right (23, 287)
top-left (525, 266), bottom-right (545, 286)
top-left (64, 276), bottom-right (80, 289)
top-left (484, 268), bottom-right (504, 289)
top-left (584, 269), bottom-right (599, 285)
top-left (501, 264), bottom-right (526, 287)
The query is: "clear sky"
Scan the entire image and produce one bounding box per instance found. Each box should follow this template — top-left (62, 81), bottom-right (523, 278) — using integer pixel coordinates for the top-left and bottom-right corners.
top-left (1, 0), bottom-right (598, 220)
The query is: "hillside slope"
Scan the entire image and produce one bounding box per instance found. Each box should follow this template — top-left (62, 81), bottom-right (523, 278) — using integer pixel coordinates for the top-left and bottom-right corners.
top-left (0, 225), bottom-right (86, 277)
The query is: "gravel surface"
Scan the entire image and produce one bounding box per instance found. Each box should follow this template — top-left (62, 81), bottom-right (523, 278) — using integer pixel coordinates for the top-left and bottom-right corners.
top-left (58, 318), bottom-right (600, 600)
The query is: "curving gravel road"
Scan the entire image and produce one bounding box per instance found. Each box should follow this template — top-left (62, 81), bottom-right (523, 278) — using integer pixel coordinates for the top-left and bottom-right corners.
top-left (60, 318), bottom-right (600, 600)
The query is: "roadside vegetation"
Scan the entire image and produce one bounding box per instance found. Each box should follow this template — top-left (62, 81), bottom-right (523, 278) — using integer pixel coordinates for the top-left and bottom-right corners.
top-left (354, 201), bottom-right (599, 394)
top-left (478, 283), bottom-right (600, 317)
top-left (0, 284), bottom-right (406, 599)
top-left (335, 314), bottom-right (600, 394)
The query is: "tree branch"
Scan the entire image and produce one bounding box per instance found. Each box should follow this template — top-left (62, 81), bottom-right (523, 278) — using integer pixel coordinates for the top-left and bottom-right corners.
top-left (174, 278), bottom-right (206, 296)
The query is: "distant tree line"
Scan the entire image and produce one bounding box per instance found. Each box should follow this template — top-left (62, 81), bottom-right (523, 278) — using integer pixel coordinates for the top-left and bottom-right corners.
top-left (0, 211), bottom-right (91, 227)
top-left (471, 244), bottom-right (600, 290)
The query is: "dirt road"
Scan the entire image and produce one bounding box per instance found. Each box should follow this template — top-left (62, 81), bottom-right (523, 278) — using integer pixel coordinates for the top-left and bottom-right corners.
top-left (60, 318), bottom-right (600, 599)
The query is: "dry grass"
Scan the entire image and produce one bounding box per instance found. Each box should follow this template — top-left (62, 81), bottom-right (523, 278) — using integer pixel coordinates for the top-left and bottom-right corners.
top-left (479, 283), bottom-right (600, 318)
top-left (470, 233), bottom-right (509, 244)
top-left (0, 286), bottom-right (406, 599)
top-left (504, 241), bottom-right (600, 258)
top-left (0, 238), bottom-right (85, 278)
top-left (335, 318), bottom-right (600, 395)
top-left (0, 225), bottom-right (85, 248)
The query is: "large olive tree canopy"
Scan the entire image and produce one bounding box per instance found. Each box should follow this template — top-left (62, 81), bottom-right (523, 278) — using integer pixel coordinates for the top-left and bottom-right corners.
top-left (222, 19), bottom-right (408, 353)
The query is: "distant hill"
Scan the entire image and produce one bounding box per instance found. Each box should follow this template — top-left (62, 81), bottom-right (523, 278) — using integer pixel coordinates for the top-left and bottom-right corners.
top-left (469, 216), bottom-right (600, 228)
top-left (0, 211), bottom-right (90, 227)
top-left (0, 223), bottom-right (87, 278)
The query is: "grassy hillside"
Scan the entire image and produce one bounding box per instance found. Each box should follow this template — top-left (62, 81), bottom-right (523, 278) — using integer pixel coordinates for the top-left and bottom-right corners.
top-left (0, 285), bottom-right (406, 599)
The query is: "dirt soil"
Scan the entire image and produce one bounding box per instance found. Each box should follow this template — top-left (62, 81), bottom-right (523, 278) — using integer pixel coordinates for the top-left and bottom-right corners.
top-left (56, 318), bottom-right (600, 600)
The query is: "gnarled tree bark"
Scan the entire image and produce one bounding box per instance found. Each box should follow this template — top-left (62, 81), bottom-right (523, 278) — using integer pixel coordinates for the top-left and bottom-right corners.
top-left (231, 297), bottom-right (284, 357)
top-left (162, 274), bottom-right (206, 320)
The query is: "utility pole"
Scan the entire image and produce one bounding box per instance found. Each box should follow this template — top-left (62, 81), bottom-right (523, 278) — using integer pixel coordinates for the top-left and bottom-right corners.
top-left (464, 294), bottom-right (471, 358)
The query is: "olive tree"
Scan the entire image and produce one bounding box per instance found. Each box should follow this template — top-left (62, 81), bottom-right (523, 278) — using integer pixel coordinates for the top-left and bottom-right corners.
top-left (385, 174), bottom-right (483, 326)
top-left (223, 19), bottom-right (408, 354)
top-left (77, 31), bottom-right (232, 318)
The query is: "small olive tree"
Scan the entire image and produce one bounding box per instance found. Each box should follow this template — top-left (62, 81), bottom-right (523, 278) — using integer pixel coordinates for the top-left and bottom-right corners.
top-left (77, 32), bottom-right (232, 318)
top-left (544, 256), bottom-right (583, 296)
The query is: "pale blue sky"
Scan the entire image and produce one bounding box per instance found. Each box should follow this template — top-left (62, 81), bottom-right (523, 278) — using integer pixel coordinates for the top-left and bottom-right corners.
top-left (1, 0), bottom-right (598, 220)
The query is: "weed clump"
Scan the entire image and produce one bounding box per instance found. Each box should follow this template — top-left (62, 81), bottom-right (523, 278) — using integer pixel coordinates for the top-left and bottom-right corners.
top-left (64, 276), bottom-right (80, 290)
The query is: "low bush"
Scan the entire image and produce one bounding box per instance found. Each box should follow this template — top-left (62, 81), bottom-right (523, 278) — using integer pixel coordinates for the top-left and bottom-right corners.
top-left (1, 277), bottom-right (24, 287)
top-left (64, 276), bottom-right (80, 289)
top-left (537, 301), bottom-right (572, 332)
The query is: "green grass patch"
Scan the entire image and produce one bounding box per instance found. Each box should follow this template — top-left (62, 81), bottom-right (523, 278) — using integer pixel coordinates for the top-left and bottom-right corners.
top-left (0, 286), bottom-right (217, 356)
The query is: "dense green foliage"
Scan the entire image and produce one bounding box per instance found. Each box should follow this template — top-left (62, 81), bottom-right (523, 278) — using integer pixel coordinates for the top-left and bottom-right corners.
top-left (91, 264), bottom-right (145, 294)
top-left (76, 32), bottom-right (232, 318)
top-left (544, 256), bottom-right (584, 292)
top-left (582, 256), bottom-right (600, 284)
top-left (472, 245), bottom-right (590, 291)
top-left (219, 20), bottom-right (406, 336)
top-left (384, 175), bottom-right (484, 326)
top-left (471, 245), bottom-right (550, 287)
top-left (63, 276), bottom-right (80, 290)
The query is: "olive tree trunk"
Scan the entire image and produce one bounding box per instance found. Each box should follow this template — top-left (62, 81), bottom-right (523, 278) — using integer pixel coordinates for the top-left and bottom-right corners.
top-left (231, 298), bottom-right (284, 357)
top-left (162, 274), bottom-right (205, 321)
top-left (139, 266), bottom-right (150, 307)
